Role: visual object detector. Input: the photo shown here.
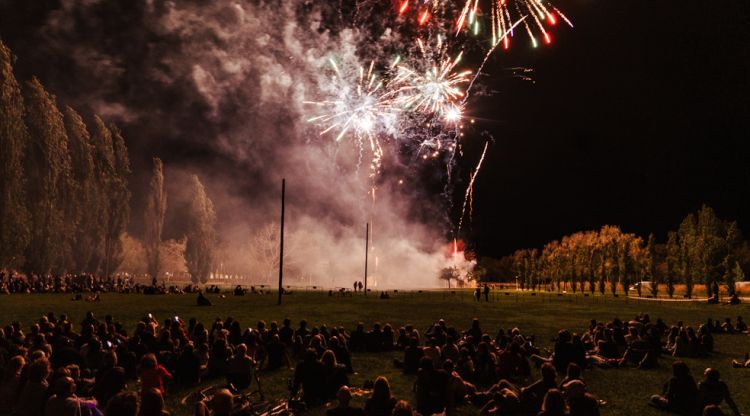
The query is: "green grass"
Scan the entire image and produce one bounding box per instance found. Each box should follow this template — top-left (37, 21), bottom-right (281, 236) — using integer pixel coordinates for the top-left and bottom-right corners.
top-left (2, 290), bottom-right (749, 415)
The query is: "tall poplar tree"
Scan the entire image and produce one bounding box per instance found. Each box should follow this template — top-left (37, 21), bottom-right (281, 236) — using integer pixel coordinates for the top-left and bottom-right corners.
top-left (63, 106), bottom-right (98, 272)
top-left (144, 157), bottom-right (167, 281)
top-left (185, 175), bottom-right (216, 284)
top-left (104, 124), bottom-right (131, 278)
top-left (646, 233), bottom-right (659, 297)
top-left (0, 41), bottom-right (30, 270)
top-left (666, 231), bottom-right (679, 298)
top-left (23, 77), bottom-right (75, 274)
top-left (89, 116), bottom-right (115, 274)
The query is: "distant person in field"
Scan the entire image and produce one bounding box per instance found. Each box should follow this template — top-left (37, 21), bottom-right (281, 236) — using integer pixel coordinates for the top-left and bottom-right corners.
top-left (196, 290), bottom-right (212, 306)
top-left (728, 293), bottom-right (741, 305)
top-left (483, 284), bottom-right (490, 302)
top-left (736, 316), bottom-right (747, 332)
top-left (474, 287), bottom-right (481, 302)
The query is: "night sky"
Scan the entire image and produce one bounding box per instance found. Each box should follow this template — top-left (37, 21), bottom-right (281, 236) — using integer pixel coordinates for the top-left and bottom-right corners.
top-left (1, 0), bottom-right (749, 257)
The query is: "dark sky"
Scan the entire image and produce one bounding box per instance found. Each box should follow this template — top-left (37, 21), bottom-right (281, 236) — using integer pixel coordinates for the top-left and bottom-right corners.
top-left (1, 0), bottom-right (749, 257)
top-left (463, 0), bottom-right (750, 255)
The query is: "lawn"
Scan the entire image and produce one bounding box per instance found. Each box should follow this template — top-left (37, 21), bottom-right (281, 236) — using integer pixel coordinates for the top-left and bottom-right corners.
top-left (1, 290), bottom-right (749, 415)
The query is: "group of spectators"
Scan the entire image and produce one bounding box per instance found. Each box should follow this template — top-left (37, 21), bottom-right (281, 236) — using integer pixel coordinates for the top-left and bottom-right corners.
top-left (0, 307), bottom-right (747, 416)
top-left (0, 272), bottom-right (183, 295)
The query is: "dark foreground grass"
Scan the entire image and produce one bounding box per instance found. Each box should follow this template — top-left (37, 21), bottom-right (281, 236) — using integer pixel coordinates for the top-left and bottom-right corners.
top-left (1, 290), bottom-right (749, 416)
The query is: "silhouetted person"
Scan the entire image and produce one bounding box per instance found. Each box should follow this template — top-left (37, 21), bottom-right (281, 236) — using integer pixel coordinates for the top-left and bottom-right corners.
top-left (292, 349), bottom-right (326, 406)
top-left (196, 291), bottom-right (212, 306)
top-left (327, 386), bottom-right (363, 416)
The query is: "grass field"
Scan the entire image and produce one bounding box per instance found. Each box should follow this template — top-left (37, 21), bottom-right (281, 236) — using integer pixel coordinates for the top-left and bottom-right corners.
top-left (2, 290), bottom-right (749, 415)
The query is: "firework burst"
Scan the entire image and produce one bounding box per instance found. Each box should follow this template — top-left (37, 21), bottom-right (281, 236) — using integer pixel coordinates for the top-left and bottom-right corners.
top-left (392, 52), bottom-right (471, 124)
top-left (456, 0), bottom-right (573, 49)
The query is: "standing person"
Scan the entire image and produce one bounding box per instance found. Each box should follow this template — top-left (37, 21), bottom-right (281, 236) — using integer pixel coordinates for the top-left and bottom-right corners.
top-left (474, 287), bottom-right (481, 302)
top-left (483, 284), bottom-right (490, 302)
top-left (353, 281), bottom-right (358, 293)
top-left (358, 281), bottom-right (364, 293)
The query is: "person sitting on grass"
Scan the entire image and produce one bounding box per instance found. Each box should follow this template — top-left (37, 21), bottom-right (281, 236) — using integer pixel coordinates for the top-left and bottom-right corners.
top-left (704, 405), bottom-right (730, 416)
top-left (15, 357), bottom-right (52, 416)
top-left (559, 363), bottom-right (584, 390)
top-left (106, 391), bottom-right (140, 416)
top-left (415, 356), bottom-right (448, 416)
top-left (196, 290), bottom-right (212, 306)
top-left (194, 388), bottom-right (248, 416)
top-left (321, 350), bottom-right (349, 399)
top-left (697, 368), bottom-right (743, 416)
top-left (226, 343), bottom-right (255, 391)
top-left (93, 351), bottom-right (127, 407)
top-left (391, 400), bottom-right (417, 416)
top-left (731, 353), bottom-right (750, 369)
top-left (444, 359), bottom-right (477, 408)
top-left (735, 316), bottom-right (747, 333)
top-left (479, 389), bottom-right (521, 416)
top-left (728, 293), bottom-right (741, 305)
top-left (519, 363), bottom-right (558, 414)
top-left (292, 349), bottom-right (326, 406)
top-left (364, 377), bottom-right (397, 416)
top-left (326, 386), bottom-right (363, 416)
top-left (265, 334), bottom-right (291, 371)
top-left (0, 355), bottom-right (25, 414)
top-left (649, 361), bottom-right (697, 415)
top-left (138, 353), bottom-right (172, 396)
top-left (396, 337), bottom-right (423, 374)
top-left (538, 389), bottom-right (568, 416)
top-left (139, 388), bottom-right (170, 416)
top-left (498, 342), bottom-right (530, 382)
top-left (562, 380), bottom-right (600, 416)
top-left (45, 376), bottom-right (99, 416)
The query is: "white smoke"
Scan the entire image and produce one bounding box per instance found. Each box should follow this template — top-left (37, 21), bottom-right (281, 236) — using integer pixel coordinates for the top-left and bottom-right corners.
top-left (34, 0), bottom-right (467, 288)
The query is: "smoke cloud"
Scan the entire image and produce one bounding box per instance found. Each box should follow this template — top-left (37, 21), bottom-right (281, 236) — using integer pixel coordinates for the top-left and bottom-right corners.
top-left (6, 0), bottom-right (473, 288)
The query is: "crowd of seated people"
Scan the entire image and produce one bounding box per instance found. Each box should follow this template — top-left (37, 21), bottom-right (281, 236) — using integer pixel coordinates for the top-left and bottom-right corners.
top-left (0, 309), bottom-right (747, 416)
top-left (0, 272), bottom-right (209, 295)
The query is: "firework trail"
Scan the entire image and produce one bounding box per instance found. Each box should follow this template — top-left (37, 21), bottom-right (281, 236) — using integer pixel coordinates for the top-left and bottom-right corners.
top-left (458, 140), bottom-right (489, 233)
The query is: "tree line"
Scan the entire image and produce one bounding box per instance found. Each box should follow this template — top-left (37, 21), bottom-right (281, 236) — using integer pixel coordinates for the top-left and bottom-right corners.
top-left (504, 205), bottom-right (747, 298)
top-left (0, 41), bottom-right (217, 284)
